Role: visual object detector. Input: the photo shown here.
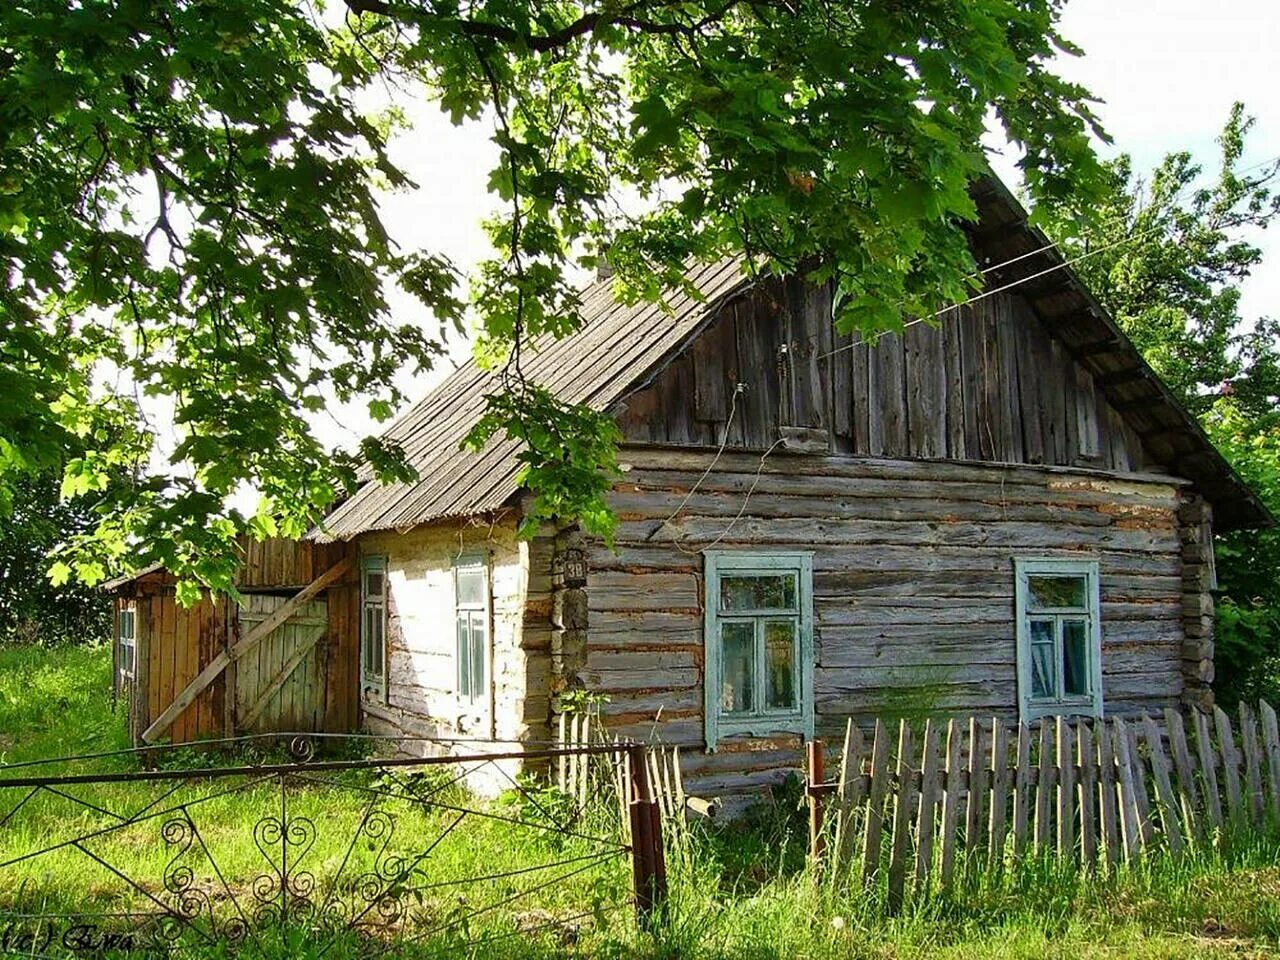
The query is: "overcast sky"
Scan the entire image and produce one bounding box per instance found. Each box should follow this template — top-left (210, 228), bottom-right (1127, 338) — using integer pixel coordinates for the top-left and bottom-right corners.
top-left (321, 0), bottom-right (1280, 447)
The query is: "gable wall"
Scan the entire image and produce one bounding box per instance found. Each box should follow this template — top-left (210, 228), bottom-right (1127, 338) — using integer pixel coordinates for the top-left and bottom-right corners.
top-left (615, 278), bottom-right (1152, 474)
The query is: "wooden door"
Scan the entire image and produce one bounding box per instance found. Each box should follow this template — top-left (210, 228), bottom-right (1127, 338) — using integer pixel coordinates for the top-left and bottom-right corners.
top-left (235, 594), bottom-right (330, 733)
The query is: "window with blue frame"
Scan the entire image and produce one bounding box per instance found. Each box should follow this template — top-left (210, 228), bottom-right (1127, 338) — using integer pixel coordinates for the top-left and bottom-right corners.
top-left (360, 555), bottom-right (387, 701)
top-left (1014, 557), bottom-right (1103, 720)
top-left (454, 557), bottom-right (489, 705)
top-left (703, 551), bottom-right (814, 750)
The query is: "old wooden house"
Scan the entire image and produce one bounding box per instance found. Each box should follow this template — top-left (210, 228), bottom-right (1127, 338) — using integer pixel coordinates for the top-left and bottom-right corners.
top-left (112, 177), bottom-right (1270, 799)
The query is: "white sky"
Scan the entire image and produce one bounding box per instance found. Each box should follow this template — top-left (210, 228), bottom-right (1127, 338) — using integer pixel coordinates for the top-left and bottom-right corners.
top-left (320, 0), bottom-right (1280, 448)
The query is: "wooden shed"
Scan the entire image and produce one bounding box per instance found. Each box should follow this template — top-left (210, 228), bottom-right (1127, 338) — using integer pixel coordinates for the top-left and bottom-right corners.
top-left (301, 174), bottom-right (1271, 801)
top-left (106, 538), bottom-right (360, 746)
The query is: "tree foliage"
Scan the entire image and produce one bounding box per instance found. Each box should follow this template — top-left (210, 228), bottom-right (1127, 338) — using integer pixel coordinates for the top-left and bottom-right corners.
top-left (3, 0), bottom-right (1109, 590)
top-left (1041, 104), bottom-right (1280, 706)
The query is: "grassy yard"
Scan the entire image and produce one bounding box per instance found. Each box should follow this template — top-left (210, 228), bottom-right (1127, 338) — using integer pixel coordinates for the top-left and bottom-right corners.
top-left (3, 645), bottom-right (1280, 958)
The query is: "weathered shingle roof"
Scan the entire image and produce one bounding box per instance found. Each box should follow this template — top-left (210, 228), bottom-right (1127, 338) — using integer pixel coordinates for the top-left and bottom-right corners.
top-left (314, 257), bottom-right (753, 540)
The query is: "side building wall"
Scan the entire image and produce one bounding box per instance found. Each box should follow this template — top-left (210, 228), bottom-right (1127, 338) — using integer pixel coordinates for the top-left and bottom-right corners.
top-left (578, 446), bottom-right (1194, 798)
top-left (356, 517), bottom-right (547, 791)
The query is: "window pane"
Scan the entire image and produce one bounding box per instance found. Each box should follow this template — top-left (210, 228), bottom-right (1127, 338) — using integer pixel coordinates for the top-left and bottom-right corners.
top-left (1029, 619), bottom-right (1055, 699)
top-left (470, 611), bottom-right (486, 700)
top-left (720, 622), bottom-right (755, 714)
top-left (119, 609), bottom-right (135, 641)
top-left (1027, 575), bottom-right (1087, 609)
top-left (365, 571), bottom-right (385, 598)
top-left (456, 566), bottom-right (485, 606)
top-left (764, 620), bottom-right (797, 711)
top-left (1062, 619), bottom-right (1090, 696)
top-left (720, 574), bottom-right (796, 612)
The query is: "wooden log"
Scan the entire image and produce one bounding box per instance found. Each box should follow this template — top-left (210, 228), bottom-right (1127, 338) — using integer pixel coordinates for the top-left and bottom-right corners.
top-left (862, 719), bottom-right (892, 884)
top-left (887, 721), bottom-right (916, 912)
top-left (1164, 708), bottom-right (1201, 843)
top-left (1034, 719), bottom-right (1055, 854)
top-left (1012, 722), bottom-right (1032, 859)
top-left (1077, 720), bottom-right (1098, 867)
top-left (1239, 703), bottom-right (1265, 826)
top-left (939, 718), bottom-right (964, 889)
top-left (1259, 700), bottom-right (1280, 824)
top-left (988, 717), bottom-right (1011, 871)
top-left (1141, 714), bottom-right (1184, 857)
top-left (834, 719), bottom-right (867, 874)
top-left (1193, 708), bottom-right (1224, 833)
top-left (1057, 718), bottom-right (1076, 861)
top-left (1214, 705), bottom-right (1245, 827)
top-left (915, 719), bottom-right (943, 893)
top-left (1097, 720), bottom-right (1122, 869)
top-left (1113, 717), bottom-right (1143, 863)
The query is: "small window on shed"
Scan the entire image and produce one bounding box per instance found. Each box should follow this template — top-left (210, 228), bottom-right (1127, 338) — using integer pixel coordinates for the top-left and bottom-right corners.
top-left (703, 551), bottom-right (814, 751)
top-left (1015, 558), bottom-right (1102, 721)
top-left (361, 555), bottom-right (388, 701)
top-left (454, 557), bottom-right (489, 706)
top-left (118, 604), bottom-right (137, 682)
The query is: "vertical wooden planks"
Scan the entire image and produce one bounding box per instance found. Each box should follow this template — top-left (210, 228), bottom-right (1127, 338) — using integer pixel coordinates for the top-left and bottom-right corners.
top-left (1214, 706), bottom-right (1245, 826)
top-left (1164, 708), bottom-right (1201, 842)
top-left (905, 323), bottom-right (947, 459)
top-left (1097, 720), bottom-right (1122, 869)
top-left (834, 719), bottom-right (868, 873)
top-left (1077, 720), bottom-right (1098, 867)
top-left (1113, 718), bottom-right (1143, 863)
top-left (862, 719), bottom-right (892, 883)
top-left (1057, 718), bottom-right (1076, 861)
top-left (939, 719), bottom-right (964, 888)
top-left (1141, 715), bottom-right (1183, 856)
top-left (966, 717), bottom-right (988, 864)
top-left (942, 317), bottom-right (966, 459)
top-left (1193, 708), bottom-right (1224, 833)
top-left (1012, 722), bottom-right (1032, 859)
top-left (1126, 720), bottom-right (1155, 845)
top-left (1260, 700), bottom-right (1280, 823)
top-left (1034, 719), bottom-right (1055, 854)
top-left (1239, 703), bottom-right (1265, 825)
top-left (915, 719), bottom-right (943, 892)
top-left (988, 718), bottom-right (1011, 870)
top-left (887, 721), bottom-right (916, 912)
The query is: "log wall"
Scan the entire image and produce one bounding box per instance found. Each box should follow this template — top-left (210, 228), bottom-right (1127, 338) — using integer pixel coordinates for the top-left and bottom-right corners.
top-left (615, 278), bottom-right (1151, 474)
top-left (581, 446), bottom-right (1192, 797)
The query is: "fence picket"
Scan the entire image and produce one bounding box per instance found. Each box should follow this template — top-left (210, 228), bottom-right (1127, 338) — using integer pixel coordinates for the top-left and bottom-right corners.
top-left (834, 719), bottom-right (867, 873)
top-left (1057, 718), bottom-right (1076, 861)
top-left (1164, 708), bottom-right (1201, 842)
top-left (966, 717), bottom-right (988, 864)
top-left (1097, 720), bottom-right (1121, 868)
top-left (1260, 700), bottom-right (1280, 824)
top-left (1141, 714), bottom-right (1184, 857)
top-left (862, 719), bottom-right (892, 884)
top-left (1012, 723), bottom-right (1032, 858)
top-left (1214, 706), bottom-right (1245, 826)
top-left (558, 713), bottom-right (567, 791)
top-left (1113, 717), bottom-right (1142, 863)
top-left (887, 721), bottom-right (916, 911)
top-left (988, 718), bottom-right (1011, 871)
top-left (1034, 719), bottom-right (1055, 854)
top-left (1193, 708), bottom-right (1224, 832)
top-left (1239, 703), bottom-right (1265, 825)
top-left (939, 719), bottom-right (964, 889)
top-left (915, 719), bottom-right (943, 893)
top-left (1125, 720), bottom-right (1155, 844)
top-left (1077, 720), bottom-right (1098, 867)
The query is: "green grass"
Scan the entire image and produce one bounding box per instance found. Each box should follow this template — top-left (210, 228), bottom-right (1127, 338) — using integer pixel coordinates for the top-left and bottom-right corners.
top-left (3, 644), bottom-right (1280, 958)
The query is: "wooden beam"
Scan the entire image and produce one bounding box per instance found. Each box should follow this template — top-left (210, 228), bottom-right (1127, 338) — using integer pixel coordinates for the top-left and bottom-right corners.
top-left (239, 620), bottom-right (327, 730)
top-left (1094, 367), bottom-right (1147, 389)
top-left (141, 556), bottom-right (352, 744)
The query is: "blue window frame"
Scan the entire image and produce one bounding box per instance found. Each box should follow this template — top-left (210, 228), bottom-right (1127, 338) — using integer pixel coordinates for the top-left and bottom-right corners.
top-left (1014, 557), bottom-right (1103, 721)
top-left (703, 551), bottom-right (814, 751)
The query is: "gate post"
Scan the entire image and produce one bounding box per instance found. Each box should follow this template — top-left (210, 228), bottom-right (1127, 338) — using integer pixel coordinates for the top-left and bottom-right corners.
top-left (626, 744), bottom-right (668, 922)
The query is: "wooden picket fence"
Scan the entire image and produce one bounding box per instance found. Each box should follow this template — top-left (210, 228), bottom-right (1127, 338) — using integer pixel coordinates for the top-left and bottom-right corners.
top-left (809, 701), bottom-right (1280, 908)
